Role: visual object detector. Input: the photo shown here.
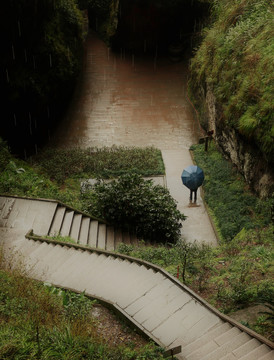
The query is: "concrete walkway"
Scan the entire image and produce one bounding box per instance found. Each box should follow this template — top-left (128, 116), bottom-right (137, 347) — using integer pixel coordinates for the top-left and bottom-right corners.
top-left (162, 150), bottom-right (218, 246)
top-left (52, 31), bottom-right (217, 246)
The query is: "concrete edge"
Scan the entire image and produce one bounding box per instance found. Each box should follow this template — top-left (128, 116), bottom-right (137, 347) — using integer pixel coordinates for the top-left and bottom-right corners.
top-left (25, 230), bottom-right (274, 350)
top-left (188, 149), bottom-right (222, 244)
top-left (0, 193), bottom-right (107, 224)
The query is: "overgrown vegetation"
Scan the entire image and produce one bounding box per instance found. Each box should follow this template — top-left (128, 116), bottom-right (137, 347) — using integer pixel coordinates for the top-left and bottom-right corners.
top-left (0, 248), bottom-right (164, 359)
top-left (116, 142), bottom-right (274, 340)
top-left (0, 140), bottom-right (83, 209)
top-left (0, 141), bottom-right (164, 212)
top-left (190, 0), bottom-right (274, 162)
top-left (82, 173), bottom-right (185, 244)
top-left (190, 143), bottom-right (273, 241)
top-left (0, 139), bottom-right (273, 340)
top-left (117, 228), bottom-right (274, 341)
top-left (31, 146), bottom-right (164, 184)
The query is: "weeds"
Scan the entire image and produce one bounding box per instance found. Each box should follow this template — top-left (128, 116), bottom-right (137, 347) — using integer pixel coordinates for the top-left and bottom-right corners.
top-left (190, 143), bottom-right (270, 241)
top-left (190, 0), bottom-right (274, 161)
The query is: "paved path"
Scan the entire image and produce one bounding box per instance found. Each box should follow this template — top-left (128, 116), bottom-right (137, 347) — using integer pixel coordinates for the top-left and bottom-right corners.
top-left (162, 150), bottom-right (217, 245)
top-left (1, 195), bottom-right (273, 359)
top-left (52, 31), bottom-right (217, 245)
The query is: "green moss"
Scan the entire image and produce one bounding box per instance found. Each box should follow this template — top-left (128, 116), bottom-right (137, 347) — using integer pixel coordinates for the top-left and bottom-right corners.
top-left (190, 0), bottom-right (274, 161)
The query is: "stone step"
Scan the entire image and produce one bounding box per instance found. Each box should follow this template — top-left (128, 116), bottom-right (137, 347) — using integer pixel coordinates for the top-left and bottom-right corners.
top-left (118, 270), bottom-right (165, 309)
top-left (60, 252), bottom-right (98, 290)
top-left (171, 313), bottom-right (223, 351)
top-left (238, 345), bottom-right (272, 360)
top-left (152, 298), bottom-right (215, 348)
top-left (125, 279), bottom-right (178, 317)
top-left (88, 220), bottom-right (98, 247)
top-left (38, 246), bottom-right (76, 276)
top-left (49, 206), bottom-right (66, 236)
top-left (182, 322), bottom-right (232, 357)
top-left (33, 242), bottom-right (60, 263)
top-left (50, 249), bottom-right (86, 284)
top-left (32, 201), bottom-right (58, 235)
top-left (97, 223), bottom-right (106, 249)
top-left (70, 214), bottom-right (82, 242)
top-left (129, 280), bottom-right (177, 324)
top-left (12, 238), bottom-right (41, 257)
top-left (79, 217), bottom-right (90, 245)
top-left (143, 293), bottom-right (194, 335)
top-left (259, 351), bottom-right (274, 360)
top-left (199, 332), bottom-right (251, 360)
top-left (60, 210), bottom-right (74, 237)
top-left (37, 245), bottom-right (74, 277)
top-left (189, 327), bottom-right (242, 360)
top-left (219, 354), bottom-right (237, 360)
top-left (27, 241), bottom-right (55, 260)
top-left (1, 198), bottom-right (57, 234)
top-left (106, 226), bottom-right (115, 251)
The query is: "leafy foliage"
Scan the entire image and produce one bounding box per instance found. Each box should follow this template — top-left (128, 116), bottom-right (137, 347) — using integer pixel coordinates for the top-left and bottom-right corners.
top-left (191, 143), bottom-right (272, 241)
top-left (190, 0), bottom-right (274, 161)
top-left (82, 173), bottom-right (185, 244)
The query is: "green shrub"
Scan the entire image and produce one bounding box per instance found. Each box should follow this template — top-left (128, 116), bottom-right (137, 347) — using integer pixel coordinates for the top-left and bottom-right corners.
top-left (82, 173), bottom-right (185, 244)
top-left (191, 143), bottom-right (269, 241)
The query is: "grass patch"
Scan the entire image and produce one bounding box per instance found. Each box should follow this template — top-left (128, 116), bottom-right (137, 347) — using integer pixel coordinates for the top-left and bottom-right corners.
top-left (0, 142), bottom-right (164, 213)
top-left (30, 146), bottom-right (165, 184)
top-left (190, 143), bottom-right (272, 241)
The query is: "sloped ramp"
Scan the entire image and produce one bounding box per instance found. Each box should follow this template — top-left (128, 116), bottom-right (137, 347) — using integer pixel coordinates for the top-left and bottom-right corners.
top-left (1, 196), bottom-right (273, 359)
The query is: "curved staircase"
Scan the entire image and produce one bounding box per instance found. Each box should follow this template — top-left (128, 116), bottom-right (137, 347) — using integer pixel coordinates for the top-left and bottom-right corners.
top-left (1, 195), bottom-right (273, 360)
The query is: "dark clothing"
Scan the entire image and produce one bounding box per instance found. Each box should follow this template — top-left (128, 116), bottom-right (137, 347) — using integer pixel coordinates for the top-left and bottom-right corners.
top-left (190, 189), bottom-right (197, 202)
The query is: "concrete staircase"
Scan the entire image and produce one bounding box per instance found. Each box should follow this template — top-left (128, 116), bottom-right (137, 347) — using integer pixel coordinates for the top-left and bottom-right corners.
top-left (1, 195), bottom-right (273, 359)
top-left (0, 195), bottom-right (138, 251)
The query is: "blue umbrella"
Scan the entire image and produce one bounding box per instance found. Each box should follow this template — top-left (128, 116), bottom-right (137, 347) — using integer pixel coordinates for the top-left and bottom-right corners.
top-left (181, 165), bottom-right (204, 191)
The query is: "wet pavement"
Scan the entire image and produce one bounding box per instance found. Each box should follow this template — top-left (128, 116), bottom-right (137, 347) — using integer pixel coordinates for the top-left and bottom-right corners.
top-left (53, 32), bottom-right (199, 150)
top-left (52, 32), bottom-right (218, 246)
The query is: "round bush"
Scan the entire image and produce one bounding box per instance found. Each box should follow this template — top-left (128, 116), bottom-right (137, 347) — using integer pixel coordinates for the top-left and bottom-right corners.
top-left (82, 173), bottom-right (185, 244)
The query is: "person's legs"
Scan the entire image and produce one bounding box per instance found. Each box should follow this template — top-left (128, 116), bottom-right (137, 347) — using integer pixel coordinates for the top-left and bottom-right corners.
top-left (194, 189), bottom-right (197, 203)
top-left (190, 190), bottom-right (193, 202)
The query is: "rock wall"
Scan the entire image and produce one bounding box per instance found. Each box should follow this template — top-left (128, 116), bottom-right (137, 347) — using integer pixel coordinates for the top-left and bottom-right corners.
top-left (202, 84), bottom-right (274, 198)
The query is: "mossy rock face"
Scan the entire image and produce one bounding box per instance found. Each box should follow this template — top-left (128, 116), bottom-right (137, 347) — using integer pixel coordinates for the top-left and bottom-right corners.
top-left (189, 0), bottom-right (274, 196)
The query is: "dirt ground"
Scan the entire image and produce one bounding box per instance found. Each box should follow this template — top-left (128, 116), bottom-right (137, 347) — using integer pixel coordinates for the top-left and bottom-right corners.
top-left (91, 303), bottom-right (151, 349)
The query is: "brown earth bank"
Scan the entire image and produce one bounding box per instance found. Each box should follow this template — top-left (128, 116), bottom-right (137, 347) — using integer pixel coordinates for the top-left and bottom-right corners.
top-left (90, 303), bottom-right (152, 348)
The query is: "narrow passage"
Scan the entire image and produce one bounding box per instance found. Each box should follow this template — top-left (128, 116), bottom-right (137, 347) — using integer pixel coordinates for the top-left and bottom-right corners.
top-left (53, 31), bottom-right (217, 245)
